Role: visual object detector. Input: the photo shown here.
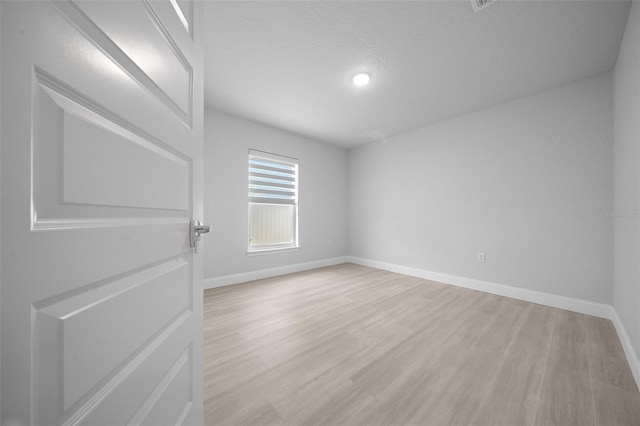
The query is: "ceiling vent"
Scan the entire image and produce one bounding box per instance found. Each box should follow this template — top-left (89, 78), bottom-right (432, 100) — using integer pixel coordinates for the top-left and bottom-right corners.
top-left (470, 0), bottom-right (496, 13)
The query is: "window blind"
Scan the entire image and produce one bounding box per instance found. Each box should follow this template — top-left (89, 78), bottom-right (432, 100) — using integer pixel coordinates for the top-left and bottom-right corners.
top-left (248, 150), bottom-right (298, 205)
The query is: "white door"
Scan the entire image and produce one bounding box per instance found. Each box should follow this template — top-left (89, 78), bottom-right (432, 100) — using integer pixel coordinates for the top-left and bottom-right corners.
top-left (1, 1), bottom-right (204, 424)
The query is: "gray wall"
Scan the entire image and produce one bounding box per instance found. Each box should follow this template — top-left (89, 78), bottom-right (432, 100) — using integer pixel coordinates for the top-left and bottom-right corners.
top-left (613, 0), bottom-right (640, 359)
top-left (348, 73), bottom-right (614, 304)
top-left (203, 110), bottom-right (348, 279)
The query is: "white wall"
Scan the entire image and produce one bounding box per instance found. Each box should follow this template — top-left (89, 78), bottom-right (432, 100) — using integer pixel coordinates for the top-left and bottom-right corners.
top-left (613, 0), bottom-right (640, 359)
top-left (348, 73), bottom-right (614, 304)
top-left (203, 110), bottom-right (348, 281)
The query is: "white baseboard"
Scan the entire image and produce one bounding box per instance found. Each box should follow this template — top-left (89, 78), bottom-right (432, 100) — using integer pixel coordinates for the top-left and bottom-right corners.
top-left (204, 256), bottom-right (349, 290)
top-left (610, 309), bottom-right (640, 389)
top-left (346, 256), bottom-right (612, 318)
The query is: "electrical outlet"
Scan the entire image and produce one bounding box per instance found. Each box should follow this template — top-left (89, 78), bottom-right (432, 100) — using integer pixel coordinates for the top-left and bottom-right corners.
top-left (477, 252), bottom-right (486, 263)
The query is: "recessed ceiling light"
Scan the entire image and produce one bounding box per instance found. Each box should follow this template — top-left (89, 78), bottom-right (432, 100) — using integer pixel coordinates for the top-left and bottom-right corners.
top-left (352, 73), bottom-right (370, 87)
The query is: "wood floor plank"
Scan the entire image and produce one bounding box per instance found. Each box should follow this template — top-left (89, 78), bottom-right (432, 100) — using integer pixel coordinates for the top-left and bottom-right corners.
top-left (400, 302), bottom-right (528, 425)
top-left (534, 311), bottom-right (596, 426)
top-left (204, 353), bottom-right (267, 398)
top-left (205, 399), bottom-right (283, 426)
top-left (585, 315), bottom-right (639, 393)
top-left (203, 263), bottom-right (640, 426)
top-left (592, 383), bottom-right (640, 426)
top-left (269, 362), bottom-right (359, 422)
top-left (471, 304), bottom-right (556, 426)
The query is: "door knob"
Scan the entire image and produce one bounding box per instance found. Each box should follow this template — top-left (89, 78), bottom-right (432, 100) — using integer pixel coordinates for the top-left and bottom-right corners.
top-left (190, 220), bottom-right (212, 253)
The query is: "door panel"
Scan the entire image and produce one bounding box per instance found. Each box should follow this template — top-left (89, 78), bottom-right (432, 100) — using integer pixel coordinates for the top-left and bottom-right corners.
top-left (72, 1), bottom-right (193, 120)
top-left (173, 0), bottom-right (194, 36)
top-left (33, 71), bottom-right (191, 219)
top-left (69, 320), bottom-right (193, 426)
top-left (1, 1), bottom-right (203, 425)
top-left (36, 258), bottom-right (190, 412)
top-left (62, 111), bottom-right (189, 211)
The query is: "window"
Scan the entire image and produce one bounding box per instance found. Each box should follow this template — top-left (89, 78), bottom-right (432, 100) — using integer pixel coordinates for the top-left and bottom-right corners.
top-left (248, 150), bottom-right (299, 253)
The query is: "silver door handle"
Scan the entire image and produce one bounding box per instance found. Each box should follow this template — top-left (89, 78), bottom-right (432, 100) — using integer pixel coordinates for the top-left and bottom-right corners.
top-left (194, 223), bottom-right (212, 235)
top-left (190, 220), bottom-right (212, 252)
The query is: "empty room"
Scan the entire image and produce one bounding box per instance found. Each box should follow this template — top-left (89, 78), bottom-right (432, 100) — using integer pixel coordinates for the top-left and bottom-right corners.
top-left (1, 0), bottom-right (640, 425)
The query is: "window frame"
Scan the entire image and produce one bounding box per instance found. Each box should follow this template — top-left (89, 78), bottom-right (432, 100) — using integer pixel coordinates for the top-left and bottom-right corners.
top-left (247, 149), bottom-right (299, 255)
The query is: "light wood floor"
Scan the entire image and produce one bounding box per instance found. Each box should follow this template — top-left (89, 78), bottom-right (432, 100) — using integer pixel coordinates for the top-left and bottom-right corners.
top-left (204, 263), bottom-right (640, 425)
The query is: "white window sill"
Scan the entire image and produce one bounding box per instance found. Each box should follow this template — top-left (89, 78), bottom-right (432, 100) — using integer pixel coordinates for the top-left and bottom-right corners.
top-left (246, 246), bottom-right (301, 256)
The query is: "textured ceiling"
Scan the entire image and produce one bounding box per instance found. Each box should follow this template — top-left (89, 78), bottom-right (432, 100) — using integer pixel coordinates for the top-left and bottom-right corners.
top-left (203, 0), bottom-right (631, 149)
